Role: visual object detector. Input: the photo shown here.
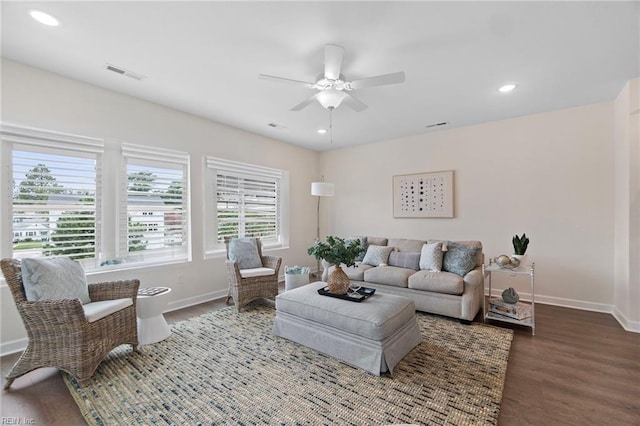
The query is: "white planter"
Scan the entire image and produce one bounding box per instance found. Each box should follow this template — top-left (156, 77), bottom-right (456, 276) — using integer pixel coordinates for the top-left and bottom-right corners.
top-left (285, 273), bottom-right (309, 291)
top-left (512, 254), bottom-right (528, 266)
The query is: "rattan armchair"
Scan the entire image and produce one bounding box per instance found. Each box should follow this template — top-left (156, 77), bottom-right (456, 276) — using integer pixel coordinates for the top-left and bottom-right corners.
top-left (0, 258), bottom-right (139, 389)
top-left (224, 237), bottom-right (282, 312)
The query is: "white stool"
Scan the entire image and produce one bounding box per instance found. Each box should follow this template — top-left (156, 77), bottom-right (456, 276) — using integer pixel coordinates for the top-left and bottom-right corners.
top-left (136, 287), bottom-right (172, 345)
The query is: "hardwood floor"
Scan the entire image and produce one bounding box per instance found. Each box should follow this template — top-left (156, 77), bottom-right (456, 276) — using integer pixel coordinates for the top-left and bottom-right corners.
top-left (1, 295), bottom-right (638, 425)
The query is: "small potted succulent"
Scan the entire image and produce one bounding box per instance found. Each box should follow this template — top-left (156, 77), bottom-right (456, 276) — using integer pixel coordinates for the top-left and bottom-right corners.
top-left (512, 233), bottom-right (530, 265)
top-left (307, 236), bottom-right (363, 294)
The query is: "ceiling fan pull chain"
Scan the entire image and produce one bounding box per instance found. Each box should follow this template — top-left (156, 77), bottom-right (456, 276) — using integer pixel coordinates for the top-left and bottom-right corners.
top-left (329, 108), bottom-right (334, 144)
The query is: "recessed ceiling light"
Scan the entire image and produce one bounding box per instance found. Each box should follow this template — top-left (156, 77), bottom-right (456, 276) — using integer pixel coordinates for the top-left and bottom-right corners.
top-left (498, 83), bottom-right (517, 93)
top-left (29, 10), bottom-right (61, 26)
top-left (317, 129), bottom-right (327, 134)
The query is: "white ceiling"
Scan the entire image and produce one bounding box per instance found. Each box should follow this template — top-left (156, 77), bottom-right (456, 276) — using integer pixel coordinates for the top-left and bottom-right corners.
top-left (2, 1), bottom-right (639, 152)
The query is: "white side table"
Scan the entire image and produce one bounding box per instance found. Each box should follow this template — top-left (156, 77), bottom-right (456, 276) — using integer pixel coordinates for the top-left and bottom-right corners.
top-left (136, 287), bottom-right (172, 345)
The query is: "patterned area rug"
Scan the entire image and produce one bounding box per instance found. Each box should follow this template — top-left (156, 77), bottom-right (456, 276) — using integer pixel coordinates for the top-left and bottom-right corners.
top-left (64, 301), bottom-right (513, 425)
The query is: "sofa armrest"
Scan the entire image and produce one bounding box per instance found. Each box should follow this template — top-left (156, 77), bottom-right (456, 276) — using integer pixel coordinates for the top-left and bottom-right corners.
top-left (320, 259), bottom-right (333, 282)
top-left (463, 267), bottom-right (483, 289)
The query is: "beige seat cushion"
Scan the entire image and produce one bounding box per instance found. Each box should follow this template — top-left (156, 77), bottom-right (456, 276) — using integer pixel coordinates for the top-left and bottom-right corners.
top-left (240, 267), bottom-right (275, 278)
top-left (408, 271), bottom-right (464, 295)
top-left (82, 298), bottom-right (133, 323)
top-left (364, 266), bottom-right (414, 288)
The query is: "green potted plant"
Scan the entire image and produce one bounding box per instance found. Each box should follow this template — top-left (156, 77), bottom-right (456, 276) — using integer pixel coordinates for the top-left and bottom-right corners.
top-left (512, 233), bottom-right (530, 265)
top-left (308, 236), bottom-right (363, 294)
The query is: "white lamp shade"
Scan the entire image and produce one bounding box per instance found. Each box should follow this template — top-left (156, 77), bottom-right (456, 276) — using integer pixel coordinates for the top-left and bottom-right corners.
top-left (311, 182), bottom-right (335, 196)
top-left (316, 90), bottom-right (347, 109)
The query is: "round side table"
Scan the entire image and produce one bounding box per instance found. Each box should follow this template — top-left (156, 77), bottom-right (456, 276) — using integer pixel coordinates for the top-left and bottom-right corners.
top-left (136, 287), bottom-right (172, 345)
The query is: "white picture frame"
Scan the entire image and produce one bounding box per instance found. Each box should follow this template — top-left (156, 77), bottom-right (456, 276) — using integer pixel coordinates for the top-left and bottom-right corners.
top-left (393, 170), bottom-right (454, 218)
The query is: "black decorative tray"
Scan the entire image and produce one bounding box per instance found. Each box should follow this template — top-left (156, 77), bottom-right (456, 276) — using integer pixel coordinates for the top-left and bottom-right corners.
top-left (317, 286), bottom-right (376, 302)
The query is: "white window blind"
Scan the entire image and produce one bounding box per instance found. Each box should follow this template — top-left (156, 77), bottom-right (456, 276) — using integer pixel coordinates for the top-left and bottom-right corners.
top-left (207, 157), bottom-right (282, 245)
top-left (121, 143), bottom-right (189, 263)
top-left (2, 124), bottom-right (103, 264)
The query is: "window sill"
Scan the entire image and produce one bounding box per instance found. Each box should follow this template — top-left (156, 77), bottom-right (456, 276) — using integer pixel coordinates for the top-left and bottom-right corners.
top-left (204, 243), bottom-right (288, 260)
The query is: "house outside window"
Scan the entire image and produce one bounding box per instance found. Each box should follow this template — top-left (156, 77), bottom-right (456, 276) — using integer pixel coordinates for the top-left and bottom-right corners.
top-left (1, 124), bottom-right (191, 271)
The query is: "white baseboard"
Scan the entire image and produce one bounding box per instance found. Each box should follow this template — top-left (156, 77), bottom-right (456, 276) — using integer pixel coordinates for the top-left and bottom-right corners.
top-left (612, 307), bottom-right (640, 333)
top-left (0, 290), bottom-right (230, 357)
top-left (486, 288), bottom-right (639, 333)
top-left (165, 289), bottom-right (227, 313)
top-left (1, 337), bottom-right (29, 357)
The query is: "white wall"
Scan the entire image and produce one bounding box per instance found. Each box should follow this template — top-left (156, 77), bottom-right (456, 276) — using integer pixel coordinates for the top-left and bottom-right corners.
top-left (319, 102), bottom-right (617, 312)
top-left (0, 59), bottom-right (320, 353)
top-left (614, 78), bottom-right (640, 332)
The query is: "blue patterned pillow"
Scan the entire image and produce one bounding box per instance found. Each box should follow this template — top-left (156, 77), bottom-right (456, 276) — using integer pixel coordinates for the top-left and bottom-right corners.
top-left (21, 257), bottom-right (90, 303)
top-left (346, 236), bottom-right (368, 262)
top-left (442, 242), bottom-right (480, 277)
top-left (228, 238), bottom-right (262, 269)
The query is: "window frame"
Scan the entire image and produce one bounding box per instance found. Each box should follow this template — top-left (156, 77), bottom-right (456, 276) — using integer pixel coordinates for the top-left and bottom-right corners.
top-left (204, 157), bottom-right (289, 258)
top-left (1, 123), bottom-right (103, 269)
top-left (1, 124), bottom-right (192, 273)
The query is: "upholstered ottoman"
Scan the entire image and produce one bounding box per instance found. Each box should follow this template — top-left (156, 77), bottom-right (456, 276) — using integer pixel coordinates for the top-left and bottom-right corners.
top-left (272, 281), bottom-right (422, 375)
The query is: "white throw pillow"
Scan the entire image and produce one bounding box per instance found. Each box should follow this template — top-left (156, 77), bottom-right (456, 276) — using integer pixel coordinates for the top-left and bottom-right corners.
top-left (21, 257), bottom-right (91, 304)
top-left (361, 245), bottom-right (395, 266)
top-left (419, 242), bottom-right (443, 271)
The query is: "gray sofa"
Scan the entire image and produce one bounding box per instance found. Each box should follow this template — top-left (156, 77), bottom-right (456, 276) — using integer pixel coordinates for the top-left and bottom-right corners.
top-left (321, 237), bottom-right (484, 322)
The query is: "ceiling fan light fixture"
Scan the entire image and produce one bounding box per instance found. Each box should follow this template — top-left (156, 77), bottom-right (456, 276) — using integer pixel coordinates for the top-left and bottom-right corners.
top-left (316, 89), bottom-right (347, 109)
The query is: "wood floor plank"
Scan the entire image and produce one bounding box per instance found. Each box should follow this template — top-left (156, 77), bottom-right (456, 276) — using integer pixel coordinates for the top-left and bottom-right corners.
top-left (1, 296), bottom-right (638, 425)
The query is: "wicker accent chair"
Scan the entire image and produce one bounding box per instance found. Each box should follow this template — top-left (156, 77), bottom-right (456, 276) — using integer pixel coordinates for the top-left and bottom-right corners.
top-left (0, 258), bottom-right (139, 389)
top-left (224, 237), bottom-right (282, 312)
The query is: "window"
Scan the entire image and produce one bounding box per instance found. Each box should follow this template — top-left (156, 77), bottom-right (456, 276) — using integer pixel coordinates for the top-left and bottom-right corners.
top-left (1, 124), bottom-right (192, 271)
top-left (120, 143), bottom-right (190, 264)
top-left (205, 157), bottom-right (287, 255)
top-left (1, 124), bottom-right (103, 266)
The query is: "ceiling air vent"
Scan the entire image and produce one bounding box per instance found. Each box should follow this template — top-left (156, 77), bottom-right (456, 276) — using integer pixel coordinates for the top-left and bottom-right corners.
top-left (267, 123), bottom-right (287, 130)
top-left (426, 121), bottom-right (449, 129)
top-left (104, 63), bottom-right (147, 81)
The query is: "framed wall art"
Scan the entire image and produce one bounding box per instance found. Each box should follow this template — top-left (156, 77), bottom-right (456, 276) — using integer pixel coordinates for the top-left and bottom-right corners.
top-left (393, 170), bottom-right (454, 218)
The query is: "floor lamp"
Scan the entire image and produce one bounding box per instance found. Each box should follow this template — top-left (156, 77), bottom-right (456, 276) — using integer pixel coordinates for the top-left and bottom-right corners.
top-left (311, 181), bottom-right (335, 276)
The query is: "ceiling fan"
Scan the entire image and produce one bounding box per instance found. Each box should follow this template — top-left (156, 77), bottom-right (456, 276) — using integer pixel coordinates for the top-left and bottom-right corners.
top-left (259, 44), bottom-right (405, 112)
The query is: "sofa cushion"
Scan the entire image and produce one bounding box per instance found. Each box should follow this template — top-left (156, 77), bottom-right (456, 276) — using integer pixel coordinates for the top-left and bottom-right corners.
top-left (442, 241), bottom-right (481, 277)
top-left (387, 238), bottom-right (427, 253)
top-left (364, 266), bottom-right (413, 288)
top-left (366, 237), bottom-right (388, 246)
top-left (408, 271), bottom-right (464, 295)
top-left (345, 236), bottom-right (368, 262)
top-left (328, 263), bottom-right (373, 281)
top-left (388, 252), bottom-right (420, 271)
top-left (419, 241), bottom-right (443, 271)
top-left (362, 245), bottom-right (395, 266)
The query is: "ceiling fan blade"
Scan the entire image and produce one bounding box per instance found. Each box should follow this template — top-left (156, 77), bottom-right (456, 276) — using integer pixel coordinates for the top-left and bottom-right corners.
top-left (348, 71), bottom-right (406, 90)
top-left (290, 94), bottom-right (318, 111)
top-left (324, 44), bottom-right (344, 80)
top-left (259, 74), bottom-right (315, 88)
top-left (342, 93), bottom-right (368, 112)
